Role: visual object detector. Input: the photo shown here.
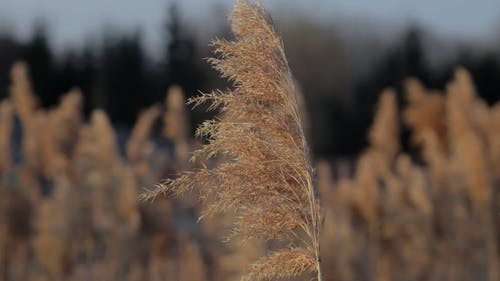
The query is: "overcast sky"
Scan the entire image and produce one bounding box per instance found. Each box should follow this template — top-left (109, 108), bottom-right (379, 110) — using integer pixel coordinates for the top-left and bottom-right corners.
top-left (1, 0), bottom-right (499, 54)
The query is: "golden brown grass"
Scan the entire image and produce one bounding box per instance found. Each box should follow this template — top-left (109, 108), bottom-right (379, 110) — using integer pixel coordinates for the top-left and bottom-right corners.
top-left (143, 1), bottom-right (323, 280)
top-left (41, 89), bottom-right (83, 178)
top-left (0, 3), bottom-right (499, 281)
top-left (0, 63), bottom-right (498, 281)
top-left (9, 61), bottom-right (44, 174)
top-left (316, 68), bottom-right (499, 281)
top-left (127, 104), bottom-right (162, 182)
top-left (163, 85), bottom-right (191, 166)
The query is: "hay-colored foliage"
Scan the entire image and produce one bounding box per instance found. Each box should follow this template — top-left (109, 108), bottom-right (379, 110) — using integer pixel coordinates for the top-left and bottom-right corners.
top-left (145, 1), bottom-right (323, 280)
top-left (318, 68), bottom-right (499, 281)
top-left (163, 85), bottom-right (191, 166)
top-left (0, 2), bottom-right (499, 281)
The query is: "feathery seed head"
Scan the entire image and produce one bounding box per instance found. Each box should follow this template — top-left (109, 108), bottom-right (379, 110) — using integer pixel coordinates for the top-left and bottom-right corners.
top-left (145, 1), bottom-right (322, 280)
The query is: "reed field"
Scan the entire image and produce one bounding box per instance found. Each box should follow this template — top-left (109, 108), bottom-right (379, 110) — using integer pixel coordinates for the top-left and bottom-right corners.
top-left (0, 1), bottom-right (499, 281)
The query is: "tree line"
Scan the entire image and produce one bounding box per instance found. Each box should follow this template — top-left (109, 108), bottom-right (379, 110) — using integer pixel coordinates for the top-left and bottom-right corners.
top-left (0, 5), bottom-right (499, 157)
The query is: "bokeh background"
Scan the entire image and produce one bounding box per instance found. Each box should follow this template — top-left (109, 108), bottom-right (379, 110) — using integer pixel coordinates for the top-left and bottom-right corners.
top-left (1, 0), bottom-right (499, 156)
top-left (0, 1), bottom-right (500, 281)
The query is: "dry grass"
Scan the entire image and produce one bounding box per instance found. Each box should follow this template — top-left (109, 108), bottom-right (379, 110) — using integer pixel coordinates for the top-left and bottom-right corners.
top-left (317, 68), bottom-right (499, 281)
top-left (0, 1), bottom-right (498, 281)
top-left (163, 85), bottom-right (191, 166)
top-left (144, 1), bottom-right (323, 280)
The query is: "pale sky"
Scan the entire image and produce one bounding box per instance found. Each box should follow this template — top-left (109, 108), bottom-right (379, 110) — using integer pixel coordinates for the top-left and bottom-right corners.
top-left (1, 0), bottom-right (499, 55)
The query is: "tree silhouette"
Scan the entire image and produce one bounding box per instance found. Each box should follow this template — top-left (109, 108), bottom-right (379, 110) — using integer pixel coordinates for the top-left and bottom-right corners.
top-left (20, 23), bottom-right (55, 106)
top-left (96, 31), bottom-right (148, 124)
top-left (0, 35), bottom-right (21, 100)
top-left (343, 26), bottom-right (431, 156)
top-left (163, 3), bottom-right (201, 97)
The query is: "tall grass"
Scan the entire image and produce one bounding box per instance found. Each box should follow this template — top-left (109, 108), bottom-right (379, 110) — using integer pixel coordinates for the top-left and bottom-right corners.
top-left (318, 68), bottom-right (499, 281)
top-left (144, 1), bottom-right (323, 280)
top-left (0, 1), bottom-right (498, 281)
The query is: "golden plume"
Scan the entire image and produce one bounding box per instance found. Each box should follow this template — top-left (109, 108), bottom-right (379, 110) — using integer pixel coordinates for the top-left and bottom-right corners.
top-left (144, 1), bottom-right (322, 280)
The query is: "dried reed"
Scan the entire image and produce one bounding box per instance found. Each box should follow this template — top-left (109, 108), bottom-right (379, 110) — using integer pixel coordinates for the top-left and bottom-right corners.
top-left (41, 89), bottom-right (83, 178)
top-left (144, 1), bottom-right (323, 280)
top-left (127, 104), bottom-right (162, 181)
top-left (9, 62), bottom-right (44, 173)
top-left (163, 85), bottom-right (191, 165)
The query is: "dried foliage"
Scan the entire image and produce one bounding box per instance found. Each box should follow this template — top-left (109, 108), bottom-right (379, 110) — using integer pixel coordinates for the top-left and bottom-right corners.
top-left (0, 61), bottom-right (215, 281)
top-left (368, 88), bottom-right (400, 162)
top-left (41, 89), bottom-right (83, 178)
top-left (163, 85), bottom-right (191, 164)
top-left (144, 1), bottom-right (322, 280)
top-left (127, 104), bottom-right (162, 182)
top-left (0, 3), bottom-right (499, 281)
top-left (241, 248), bottom-right (316, 281)
top-left (318, 68), bottom-right (500, 281)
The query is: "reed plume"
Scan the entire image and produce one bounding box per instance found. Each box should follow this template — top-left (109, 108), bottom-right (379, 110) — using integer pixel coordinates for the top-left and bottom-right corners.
top-left (163, 85), bottom-right (191, 165)
top-left (127, 104), bottom-right (161, 164)
top-left (144, 1), bottom-right (322, 280)
top-left (368, 88), bottom-right (400, 163)
top-left (127, 104), bottom-right (162, 182)
top-left (9, 61), bottom-right (44, 173)
top-left (403, 79), bottom-right (446, 151)
top-left (41, 88), bottom-right (83, 178)
top-left (9, 62), bottom-right (37, 122)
